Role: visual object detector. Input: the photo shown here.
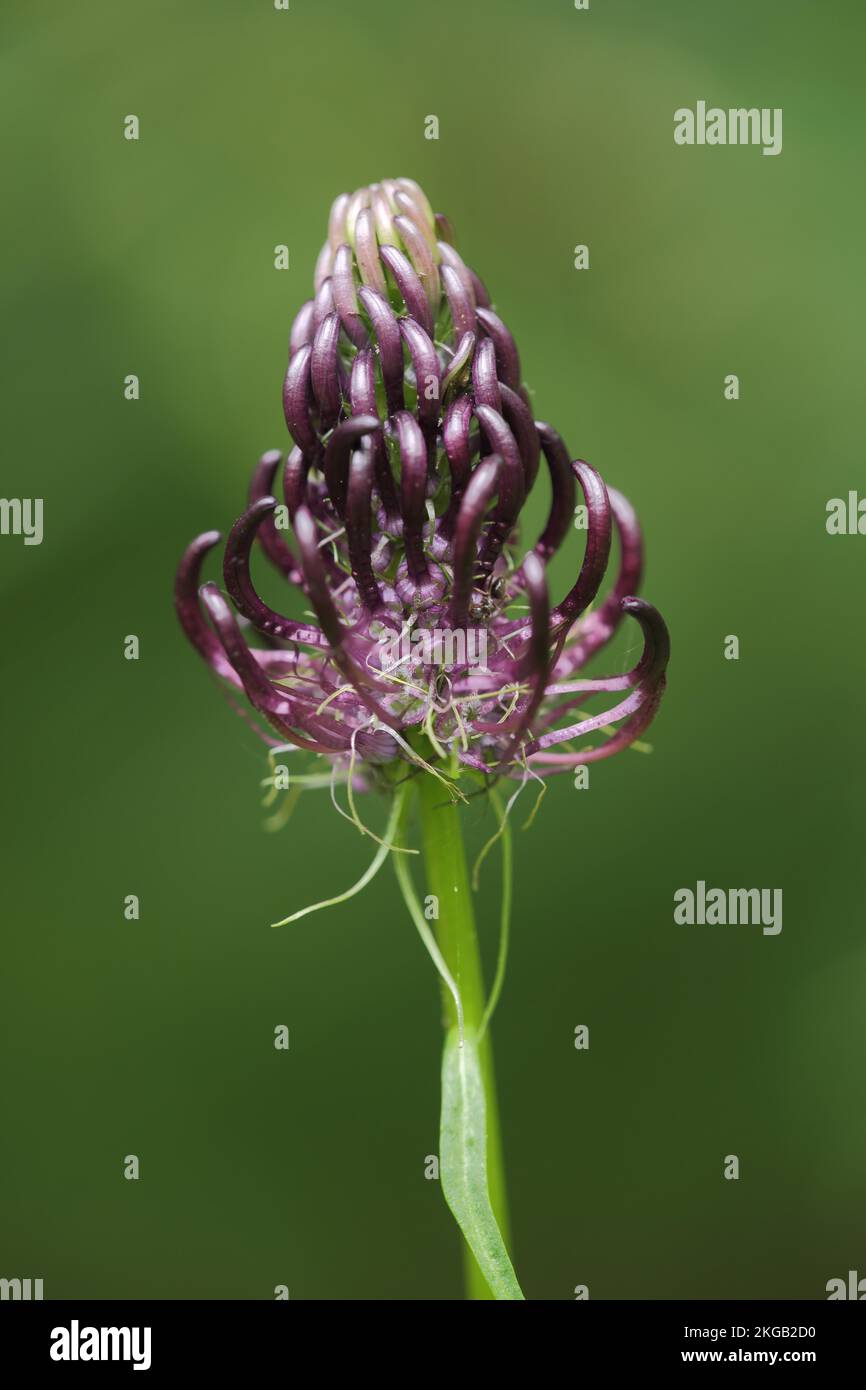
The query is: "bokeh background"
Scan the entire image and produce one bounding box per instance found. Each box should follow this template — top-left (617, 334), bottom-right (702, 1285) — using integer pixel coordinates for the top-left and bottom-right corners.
top-left (2, 0), bottom-right (865, 1300)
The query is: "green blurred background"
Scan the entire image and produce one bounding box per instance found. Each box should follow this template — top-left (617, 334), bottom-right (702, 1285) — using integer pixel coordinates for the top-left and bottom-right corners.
top-left (2, 0), bottom-right (865, 1300)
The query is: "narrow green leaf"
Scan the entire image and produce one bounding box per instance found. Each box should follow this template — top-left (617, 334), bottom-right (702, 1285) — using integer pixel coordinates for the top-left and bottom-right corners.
top-left (440, 1028), bottom-right (525, 1301)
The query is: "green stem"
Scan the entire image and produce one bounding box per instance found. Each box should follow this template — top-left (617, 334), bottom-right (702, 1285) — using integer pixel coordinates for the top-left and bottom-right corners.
top-left (415, 772), bottom-right (516, 1300)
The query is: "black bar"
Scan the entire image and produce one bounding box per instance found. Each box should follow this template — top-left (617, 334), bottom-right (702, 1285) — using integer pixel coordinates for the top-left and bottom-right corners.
top-left (1, 1299), bottom-right (861, 1374)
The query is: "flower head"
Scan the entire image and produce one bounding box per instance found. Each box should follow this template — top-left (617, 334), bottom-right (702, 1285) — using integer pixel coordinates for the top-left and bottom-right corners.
top-left (175, 178), bottom-right (669, 788)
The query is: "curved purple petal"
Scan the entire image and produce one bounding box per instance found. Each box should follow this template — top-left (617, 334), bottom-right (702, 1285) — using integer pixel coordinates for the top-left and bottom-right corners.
top-left (282, 344), bottom-right (321, 460)
top-left (498, 384), bottom-right (540, 491)
top-left (311, 276), bottom-right (336, 332)
top-left (348, 349), bottom-right (400, 521)
top-left (354, 207), bottom-right (387, 295)
top-left (322, 415), bottom-right (381, 518)
top-left (358, 286), bottom-right (404, 416)
top-left (437, 243), bottom-right (476, 310)
top-left (398, 317), bottom-right (440, 449)
top-left (441, 262), bottom-right (475, 338)
top-left (530, 422), bottom-right (576, 564)
top-left (449, 455), bottom-right (501, 628)
top-left (474, 404), bottom-right (524, 577)
top-left (327, 192), bottom-right (351, 250)
top-left (393, 213), bottom-right (440, 313)
top-left (200, 581), bottom-right (344, 752)
top-left (556, 484), bottom-right (644, 674)
top-left (392, 409), bottom-right (430, 585)
top-left (247, 449), bottom-right (301, 583)
top-left (310, 312), bottom-right (345, 430)
top-left (476, 306), bottom-right (521, 391)
top-left (175, 532), bottom-right (242, 686)
top-left (472, 338), bottom-right (502, 413)
top-left (331, 244), bottom-right (368, 348)
top-left (345, 446), bottom-right (383, 611)
top-left (313, 242), bottom-right (334, 295)
top-left (551, 460), bottom-right (612, 632)
top-left (289, 300), bottom-right (315, 358)
top-left (379, 244), bottom-right (433, 338)
top-left (223, 498), bottom-right (329, 648)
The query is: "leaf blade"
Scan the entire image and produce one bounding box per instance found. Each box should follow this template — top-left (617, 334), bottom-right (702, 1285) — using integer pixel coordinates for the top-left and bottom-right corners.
top-left (440, 1029), bottom-right (525, 1301)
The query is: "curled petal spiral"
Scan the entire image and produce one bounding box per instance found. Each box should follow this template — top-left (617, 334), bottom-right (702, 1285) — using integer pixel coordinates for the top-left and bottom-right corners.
top-left (177, 177), bottom-right (668, 783)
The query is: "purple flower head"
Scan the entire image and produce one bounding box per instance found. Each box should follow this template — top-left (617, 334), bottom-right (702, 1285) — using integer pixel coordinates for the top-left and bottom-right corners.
top-left (176, 179), bottom-right (669, 787)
